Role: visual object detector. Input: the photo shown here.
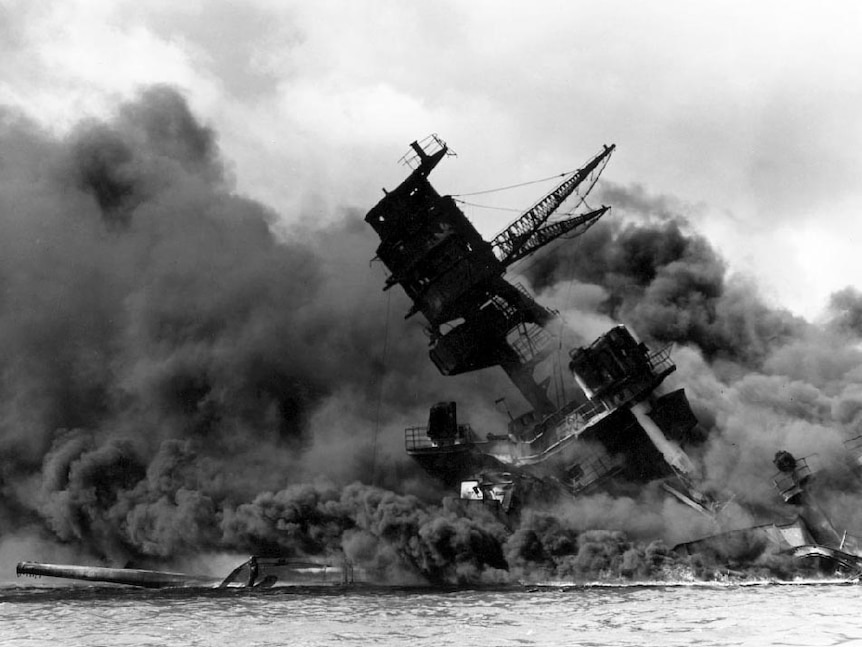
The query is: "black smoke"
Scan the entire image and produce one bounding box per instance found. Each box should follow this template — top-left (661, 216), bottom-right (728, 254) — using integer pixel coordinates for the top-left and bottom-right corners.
top-left (0, 86), bottom-right (518, 574)
top-left (524, 198), bottom-right (805, 368)
top-left (3, 86), bottom-right (862, 584)
top-left (520, 179), bottom-right (862, 568)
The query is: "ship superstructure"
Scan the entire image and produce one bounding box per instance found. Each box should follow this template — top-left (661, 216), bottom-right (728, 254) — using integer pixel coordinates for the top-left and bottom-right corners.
top-left (15, 138), bottom-right (862, 587)
top-left (366, 136), bottom-right (710, 512)
top-left (365, 136), bottom-right (611, 414)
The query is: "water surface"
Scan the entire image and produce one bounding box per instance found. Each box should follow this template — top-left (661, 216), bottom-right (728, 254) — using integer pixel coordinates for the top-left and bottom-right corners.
top-left (1, 582), bottom-right (860, 646)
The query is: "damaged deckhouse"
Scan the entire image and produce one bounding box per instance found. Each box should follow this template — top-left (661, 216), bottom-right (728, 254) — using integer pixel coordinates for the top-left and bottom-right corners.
top-left (16, 136), bottom-right (862, 588)
top-left (365, 135), bottom-right (709, 513)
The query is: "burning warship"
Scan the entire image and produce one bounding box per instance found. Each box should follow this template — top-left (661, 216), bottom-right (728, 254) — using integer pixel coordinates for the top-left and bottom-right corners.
top-left (363, 134), bottom-right (862, 578)
top-left (15, 134), bottom-right (862, 587)
top-left (674, 446), bottom-right (862, 577)
top-left (365, 135), bottom-right (710, 515)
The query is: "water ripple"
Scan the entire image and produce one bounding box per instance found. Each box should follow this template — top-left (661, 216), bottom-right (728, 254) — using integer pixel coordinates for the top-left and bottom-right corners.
top-left (1, 583), bottom-right (862, 646)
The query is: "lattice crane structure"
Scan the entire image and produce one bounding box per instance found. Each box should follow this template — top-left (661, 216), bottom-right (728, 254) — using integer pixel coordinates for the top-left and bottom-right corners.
top-left (366, 135), bottom-right (614, 416)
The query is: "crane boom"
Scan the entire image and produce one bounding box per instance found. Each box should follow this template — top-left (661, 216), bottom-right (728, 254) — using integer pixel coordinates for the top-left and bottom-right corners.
top-left (365, 137), bottom-right (615, 415)
top-left (491, 144), bottom-right (615, 265)
top-left (501, 206), bottom-right (609, 267)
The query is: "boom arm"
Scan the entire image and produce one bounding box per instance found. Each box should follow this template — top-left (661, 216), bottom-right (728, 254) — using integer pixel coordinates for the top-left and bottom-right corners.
top-left (501, 206), bottom-right (609, 267)
top-left (491, 144), bottom-right (615, 265)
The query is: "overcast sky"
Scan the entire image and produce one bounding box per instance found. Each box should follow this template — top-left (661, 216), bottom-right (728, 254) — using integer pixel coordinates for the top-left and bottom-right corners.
top-left (1, 0), bottom-right (860, 320)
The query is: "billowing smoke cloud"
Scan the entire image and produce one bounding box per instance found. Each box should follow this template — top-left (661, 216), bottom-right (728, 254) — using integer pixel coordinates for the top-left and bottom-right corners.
top-left (0, 86), bottom-right (516, 574)
top-left (827, 287), bottom-right (862, 338)
top-left (4, 86), bottom-right (862, 584)
top-left (519, 179), bottom-right (862, 571)
top-left (525, 185), bottom-right (806, 368)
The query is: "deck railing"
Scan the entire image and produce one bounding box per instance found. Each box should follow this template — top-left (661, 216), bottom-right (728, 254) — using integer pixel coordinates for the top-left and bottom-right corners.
top-left (405, 424), bottom-right (473, 452)
top-left (772, 457), bottom-right (813, 502)
top-left (570, 453), bottom-right (625, 494)
top-left (647, 344), bottom-right (675, 376)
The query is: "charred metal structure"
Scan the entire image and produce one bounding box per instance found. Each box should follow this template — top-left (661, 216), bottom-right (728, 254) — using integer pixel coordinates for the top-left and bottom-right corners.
top-left (675, 450), bottom-right (862, 577)
top-left (366, 136), bottom-right (708, 511)
top-left (16, 557), bottom-right (358, 589)
top-left (366, 136), bottom-right (612, 414)
top-left (16, 139), bottom-right (862, 587)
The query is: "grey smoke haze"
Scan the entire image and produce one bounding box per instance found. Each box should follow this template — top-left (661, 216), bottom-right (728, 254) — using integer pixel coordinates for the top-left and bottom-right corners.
top-left (0, 86), bottom-right (513, 569)
top-left (524, 188), bottom-right (806, 367)
top-left (828, 287), bottom-right (862, 338)
top-left (521, 184), bottom-right (862, 558)
top-left (3, 86), bottom-right (862, 583)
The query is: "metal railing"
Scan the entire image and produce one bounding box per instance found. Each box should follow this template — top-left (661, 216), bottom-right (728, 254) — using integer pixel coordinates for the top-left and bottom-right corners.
top-left (512, 282), bottom-right (533, 300)
top-left (399, 134), bottom-right (452, 169)
top-left (405, 424), bottom-right (473, 452)
top-left (772, 457), bottom-right (813, 502)
top-left (570, 453), bottom-right (625, 494)
top-left (522, 397), bottom-right (608, 447)
top-left (509, 323), bottom-right (553, 363)
top-left (647, 344), bottom-right (675, 377)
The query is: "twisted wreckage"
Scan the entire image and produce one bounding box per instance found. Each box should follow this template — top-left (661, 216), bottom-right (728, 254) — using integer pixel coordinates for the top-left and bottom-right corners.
top-left (16, 136), bottom-right (862, 587)
top-left (364, 135), bottom-right (862, 579)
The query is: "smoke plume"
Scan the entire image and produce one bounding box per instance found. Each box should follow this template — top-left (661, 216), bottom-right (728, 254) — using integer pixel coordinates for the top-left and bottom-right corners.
top-left (520, 180), bottom-right (862, 571)
top-left (524, 191), bottom-right (805, 368)
top-left (3, 86), bottom-right (862, 584)
top-left (0, 86), bottom-right (507, 572)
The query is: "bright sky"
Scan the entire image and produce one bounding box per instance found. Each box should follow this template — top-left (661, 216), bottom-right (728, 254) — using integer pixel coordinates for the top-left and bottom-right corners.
top-left (1, 0), bottom-right (860, 320)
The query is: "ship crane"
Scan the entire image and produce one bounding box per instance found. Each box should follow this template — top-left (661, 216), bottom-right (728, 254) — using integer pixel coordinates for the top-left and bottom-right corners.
top-left (365, 136), bottom-right (713, 518)
top-left (365, 138), bottom-right (618, 418)
top-left (490, 144), bottom-right (615, 267)
top-left (497, 205), bottom-right (610, 267)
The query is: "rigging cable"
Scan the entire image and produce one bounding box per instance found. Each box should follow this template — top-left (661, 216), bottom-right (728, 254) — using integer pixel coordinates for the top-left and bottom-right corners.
top-left (451, 199), bottom-right (523, 213)
top-left (455, 162), bottom-right (607, 235)
top-left (450, 171), bottom-right (575, 198)
top-left (371, 273), bottom-right (393, 488)
top-left (555, 249), bottom-right (580, 408)
top-left (503, 165), bottom-right (610, 278)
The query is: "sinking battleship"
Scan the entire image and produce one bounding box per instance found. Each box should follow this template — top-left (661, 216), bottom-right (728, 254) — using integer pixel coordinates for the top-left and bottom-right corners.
top-left (16, 137), bottom-right (862, 586)
top-left (364, 134), bottom-right (862, 578)
top-left (674, 447), bottom-right (862, 577)
top-left (365, 135), bottom-right (710, 514)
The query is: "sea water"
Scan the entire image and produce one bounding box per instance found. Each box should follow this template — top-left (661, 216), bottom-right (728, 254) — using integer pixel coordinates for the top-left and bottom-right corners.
top-left (1, 582), bottom-right (861, 646)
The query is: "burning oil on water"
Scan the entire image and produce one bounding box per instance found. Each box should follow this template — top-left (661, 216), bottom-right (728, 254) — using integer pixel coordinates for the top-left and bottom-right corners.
top-left (3, 88), bottom-right (862, 589)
